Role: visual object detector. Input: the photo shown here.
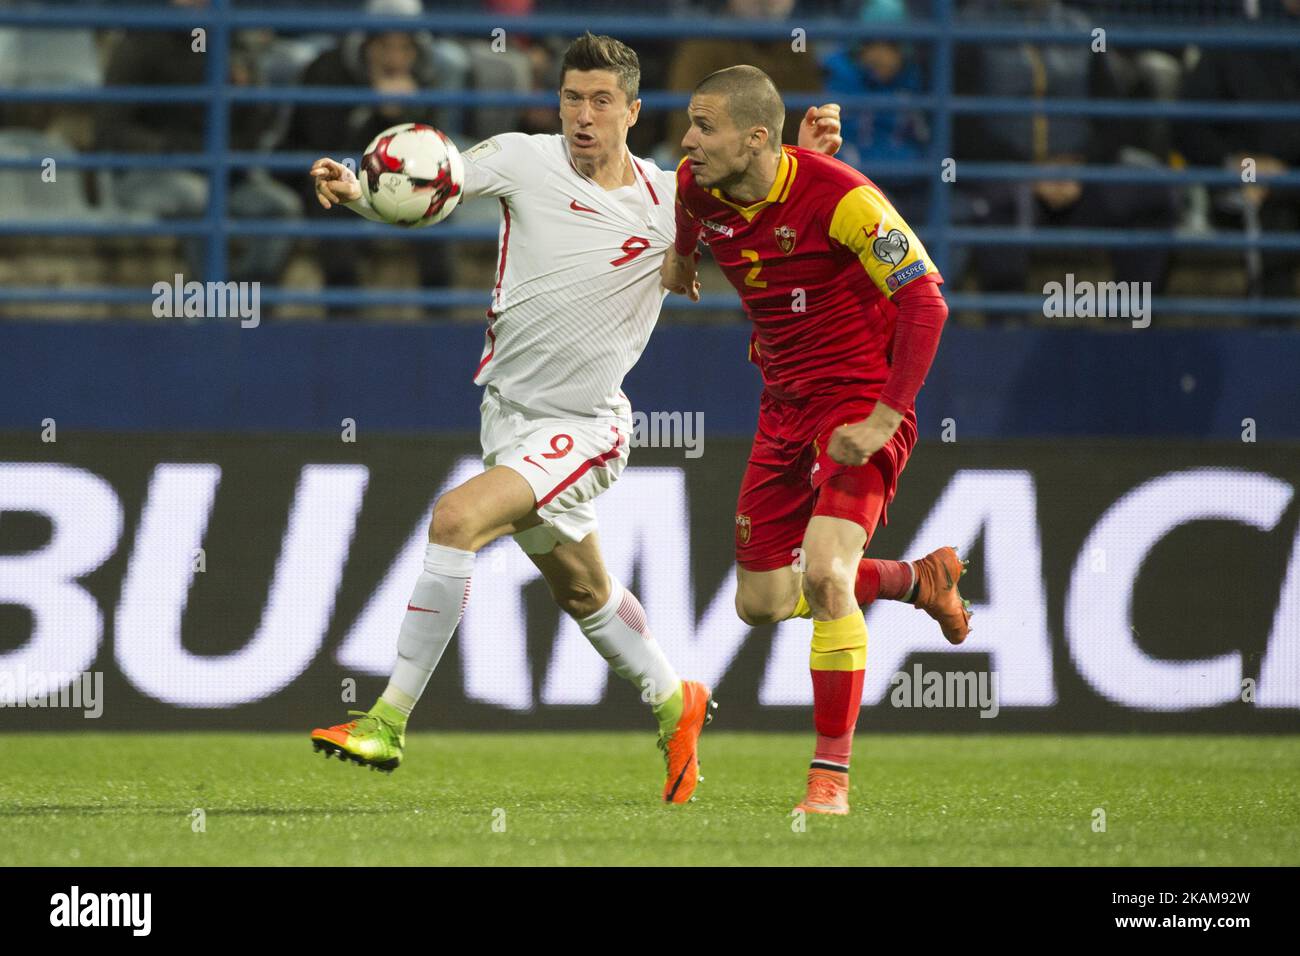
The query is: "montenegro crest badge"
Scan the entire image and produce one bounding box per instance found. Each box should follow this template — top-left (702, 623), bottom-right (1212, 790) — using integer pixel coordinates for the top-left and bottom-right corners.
top-left (736, 514), bottom-right (752, 545)
top-left (774, 224), bottom-right (797, 254)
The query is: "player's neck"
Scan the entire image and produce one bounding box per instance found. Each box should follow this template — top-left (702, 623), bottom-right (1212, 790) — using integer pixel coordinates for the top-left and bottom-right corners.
top-left (723, 151), bottom-right (782, 205)
top-left (573, 147), bottom-right (634, 190)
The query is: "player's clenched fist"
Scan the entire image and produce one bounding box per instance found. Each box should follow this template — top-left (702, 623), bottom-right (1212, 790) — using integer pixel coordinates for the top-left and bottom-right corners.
top-left (828, 402), bottom-right (905, 466)
top-left (310, 157), bottom-right (361, 209)
top-left (660, 249), bottom-right (701, 302)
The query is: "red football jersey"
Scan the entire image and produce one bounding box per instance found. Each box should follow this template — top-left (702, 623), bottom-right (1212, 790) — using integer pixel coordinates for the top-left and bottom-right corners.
top-left (675, 146), bottom-right (942, 406)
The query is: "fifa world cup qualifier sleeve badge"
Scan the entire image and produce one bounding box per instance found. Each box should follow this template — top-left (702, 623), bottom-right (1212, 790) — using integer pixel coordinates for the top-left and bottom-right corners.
top-left (871, 228), bottom-right (910, 267)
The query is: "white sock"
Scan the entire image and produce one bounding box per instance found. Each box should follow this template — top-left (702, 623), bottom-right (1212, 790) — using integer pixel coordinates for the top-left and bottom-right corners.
top-left (576, 580), bottom-right (680, 706)
top-left (381, 541), bottom-right (474, 714)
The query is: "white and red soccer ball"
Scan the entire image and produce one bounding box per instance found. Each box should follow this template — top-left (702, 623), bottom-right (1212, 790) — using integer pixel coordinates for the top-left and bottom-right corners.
top-left (360, 123), bottom-right (464, 227)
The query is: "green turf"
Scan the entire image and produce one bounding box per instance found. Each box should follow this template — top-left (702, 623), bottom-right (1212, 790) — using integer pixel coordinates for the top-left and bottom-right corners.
top-left (2, 733), bottom-right (1297, 866)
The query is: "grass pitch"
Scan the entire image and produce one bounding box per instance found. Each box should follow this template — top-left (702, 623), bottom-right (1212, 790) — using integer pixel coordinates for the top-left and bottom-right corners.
top-left (2, 733), bottom-right (1297, 866)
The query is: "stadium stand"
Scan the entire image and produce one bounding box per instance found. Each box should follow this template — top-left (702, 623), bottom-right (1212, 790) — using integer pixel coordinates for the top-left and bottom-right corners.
top-left (0, 0), bottom-right (1297, 324)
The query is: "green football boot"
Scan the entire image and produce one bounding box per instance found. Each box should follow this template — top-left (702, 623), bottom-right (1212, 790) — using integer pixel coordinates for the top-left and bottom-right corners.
top-left (310, 702), bottom-right (405, 773)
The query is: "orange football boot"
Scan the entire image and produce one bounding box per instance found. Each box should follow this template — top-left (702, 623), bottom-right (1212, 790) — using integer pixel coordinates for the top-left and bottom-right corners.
top-left (658, 680), bottom-right (716, 804)
top-left (795, 767), bottom-right (850, 816)
top-left (912, 546), bottom-right (972, 645)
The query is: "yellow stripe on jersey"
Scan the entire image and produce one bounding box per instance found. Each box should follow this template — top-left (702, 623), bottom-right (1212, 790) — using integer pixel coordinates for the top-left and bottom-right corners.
top-left (708, 149), bottom-right (799, 222)
top-left (828, 184), bottom-right (937, 299)
top-left (774, 152), bottom-right (797, 203)
top-left (675, 157), bottom-right (698, 220)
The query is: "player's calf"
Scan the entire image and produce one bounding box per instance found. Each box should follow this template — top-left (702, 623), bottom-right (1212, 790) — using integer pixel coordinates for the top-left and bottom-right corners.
top-left (308, 467), bottom-right (537, 766)
top-left (546, 575), bottom-right (610, 620)
top-left (534, 538), bottom-right (713, 801)
top-left (794, 518), bottom-right (870, 814)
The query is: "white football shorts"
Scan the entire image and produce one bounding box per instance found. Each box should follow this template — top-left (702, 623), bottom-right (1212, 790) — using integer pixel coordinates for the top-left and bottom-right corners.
top-left (479, 386), bottom-right (632, 554)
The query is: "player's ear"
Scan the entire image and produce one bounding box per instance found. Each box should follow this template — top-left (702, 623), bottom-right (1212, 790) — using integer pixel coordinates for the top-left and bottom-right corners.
top-left (626, 97), bottom-right (641, 128)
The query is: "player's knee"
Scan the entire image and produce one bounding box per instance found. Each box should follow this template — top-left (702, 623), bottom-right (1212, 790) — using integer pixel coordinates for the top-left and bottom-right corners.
top-left (429, 493), bottom-right (480, 549)
top-left (553, 578), bottom-right (608, 619)
top-left (803, 563), bottom-right (856, 618)
top-left (734, 589), bottom-right (788, 627)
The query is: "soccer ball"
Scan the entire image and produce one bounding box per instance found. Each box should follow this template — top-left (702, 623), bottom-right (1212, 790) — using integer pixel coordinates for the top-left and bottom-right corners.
top-left (359, 123), bottom-right (464, 227)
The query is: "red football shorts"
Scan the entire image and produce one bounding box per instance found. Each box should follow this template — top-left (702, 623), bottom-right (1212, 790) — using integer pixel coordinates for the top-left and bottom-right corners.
top-left (734, 391), bottom-right (918, 572)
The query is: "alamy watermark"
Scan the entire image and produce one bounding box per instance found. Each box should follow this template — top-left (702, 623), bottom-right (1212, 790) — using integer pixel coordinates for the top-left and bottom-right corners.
top-left (0, 667), bottom-right (103, 718)
top-left (630, 410), bottom-right (704, 459)
top-left (50, 886), bottom-right (151, 936)
top-left (889, 663), bottom-right (999, 718)
top-left (1043, 274), bottom-right (1151, 329)
top-left (152, 274), bottom-right (261, 327)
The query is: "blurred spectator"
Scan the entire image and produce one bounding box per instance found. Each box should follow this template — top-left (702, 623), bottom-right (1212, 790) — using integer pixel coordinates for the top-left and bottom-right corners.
top-left (1174, 0), bottom-right (1300, 302)
top-left (519, 39), bottom-right (564, 136)
top-left (953, 0), bottom-right (1180, 302)
top-left (97, 2), bottom-right (303, 287)
top-left (287, 0), bottom-right (470, 147)
top-left (663, 0), bottom-right (823, 157)
top-left (464, 0), bottom-right (557, 139)
top-left (823, 0), bottom-right (926, 166)
top-left (0, 25), bottom-right (102, 151)
top-left (821, 0), bottom-right (929, 215)
top-left (285, 0), bottom-right (469, 317)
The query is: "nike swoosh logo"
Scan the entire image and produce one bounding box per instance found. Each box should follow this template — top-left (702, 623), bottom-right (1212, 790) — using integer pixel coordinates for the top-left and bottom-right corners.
top-left (570, 199), bottom-right (599, 214)
top-left (406, 604), bottom-right (439, 614)
top-left (666, 754), bottom-right (695, 802)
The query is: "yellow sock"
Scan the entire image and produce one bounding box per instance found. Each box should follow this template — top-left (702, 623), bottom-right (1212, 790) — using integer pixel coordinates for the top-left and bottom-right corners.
top-left (810, 610), bottom-right (868, 671)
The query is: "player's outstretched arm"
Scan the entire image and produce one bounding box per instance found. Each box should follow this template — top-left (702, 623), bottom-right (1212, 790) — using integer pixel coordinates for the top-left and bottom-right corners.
top-left (309, 157), bottom-right (385, 223)
top-left (309, 157), bottom-right (359, 208)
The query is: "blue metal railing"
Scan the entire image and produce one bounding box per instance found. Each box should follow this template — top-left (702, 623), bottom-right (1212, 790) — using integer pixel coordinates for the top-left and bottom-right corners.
top-left (2, 4), bottom-right (1299, 318)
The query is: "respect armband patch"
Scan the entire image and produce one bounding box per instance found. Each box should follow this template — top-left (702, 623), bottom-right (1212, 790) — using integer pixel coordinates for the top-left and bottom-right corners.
top-left (885, 260), bottom-right (928, 292)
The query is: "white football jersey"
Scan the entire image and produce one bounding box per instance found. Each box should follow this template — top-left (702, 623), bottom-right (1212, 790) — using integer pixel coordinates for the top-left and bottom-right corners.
top-left (347, 133), bottom-right (677, 419)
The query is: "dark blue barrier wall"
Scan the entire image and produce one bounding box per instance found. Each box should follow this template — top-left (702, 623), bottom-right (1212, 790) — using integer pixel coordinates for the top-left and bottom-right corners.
top-left (1, 321), bottom-right (1297, 438)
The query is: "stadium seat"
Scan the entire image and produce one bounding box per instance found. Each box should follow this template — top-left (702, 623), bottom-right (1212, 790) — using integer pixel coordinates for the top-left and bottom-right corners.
top-left (260, 35), bottom-right (339, 88)
top-left (0, 28), bottom-right (102, 88)
top-left (0, 128), bottom-right (148, 222)
top-left (464, 41), bottom-right (533, 140)
top-left (0, 129), bottom-right (98, 221)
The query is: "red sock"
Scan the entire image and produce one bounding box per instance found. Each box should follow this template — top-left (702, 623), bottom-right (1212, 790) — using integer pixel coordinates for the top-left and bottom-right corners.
top-left (855, 558), bottom-right (914, 607)
top-left (810, 669), bottom-right (864, 770)
top-left (813, 727), bottom-right (856, 771)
